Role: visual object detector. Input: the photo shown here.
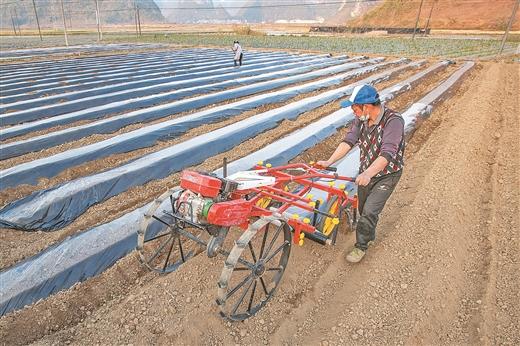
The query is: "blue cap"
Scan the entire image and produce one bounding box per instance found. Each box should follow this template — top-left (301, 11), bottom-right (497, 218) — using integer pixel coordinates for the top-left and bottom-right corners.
top-left (340, 84), bottom-right (380, 108)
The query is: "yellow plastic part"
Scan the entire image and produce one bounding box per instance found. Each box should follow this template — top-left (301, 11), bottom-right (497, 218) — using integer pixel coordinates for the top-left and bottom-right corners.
top-left (298, 239), bottom-right (304, 246)
top-left (266, 163), bottom-right (272, 168)
top-left (292, 213), bottom-right (299, 220)
top-left (322, 199), bottom-right (340, 236)
top-left (306, 193), bottom-right (314, 200)
top-left (328, 181), bottom-right (335, 187)
top-left (299, 232), bottom-right (305, 239)
top-left (303, 218), bottom-right (310, 224)
top-left (308, 201), bottom-right (316, 207)
top-left (257, 161), bottom-right (263, 166)
top-left (339, 184), bottom-right (346, 190)
top-left (309, 161), bottom-right (315, 165)
top-left (256, 197), bottom-right (272, 209)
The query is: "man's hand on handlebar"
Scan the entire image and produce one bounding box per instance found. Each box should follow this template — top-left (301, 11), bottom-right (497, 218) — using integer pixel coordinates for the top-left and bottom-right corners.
top-left (316, 160), bottom-right (332, 168)
top-left (314, 161), bottom-right (337, 172)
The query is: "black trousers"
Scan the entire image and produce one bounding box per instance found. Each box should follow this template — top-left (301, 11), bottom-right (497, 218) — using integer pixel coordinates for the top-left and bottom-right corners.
top-left (355, 171), bottom-right (402, 251)
top-left (234, 53), bottom-right (243, 66)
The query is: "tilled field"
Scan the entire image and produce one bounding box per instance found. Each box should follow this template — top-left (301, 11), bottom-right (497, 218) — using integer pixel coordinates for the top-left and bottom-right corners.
top-left (0, 45), bottom-right (518, 345)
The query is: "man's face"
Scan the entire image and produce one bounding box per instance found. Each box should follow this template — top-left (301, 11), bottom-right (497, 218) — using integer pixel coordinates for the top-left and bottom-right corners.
top-left (351, 104), bottom-right (365, 117)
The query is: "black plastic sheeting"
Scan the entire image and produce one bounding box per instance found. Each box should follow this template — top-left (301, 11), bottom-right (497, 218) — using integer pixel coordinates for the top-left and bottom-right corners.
top-left (0, 56), bottom-right (347, 152)
top-left (2, 51), bottom-right (224, 98)
top-left (0, 51), bottom-right (251, 102)
top-left (1, 55), bottom-right (332, 140)
top-left (0, 53), bottom-right (299, 124)
top-left (0, 59), bottom-right (408, 232)
top-left (0, 60), bottom-right (475, 318)
top-left (0, 205), bottom-right (151, 317)
top-left (0, 57), bottom-right (363, 181)
top-left (1, 48), bottom-right (225, 71)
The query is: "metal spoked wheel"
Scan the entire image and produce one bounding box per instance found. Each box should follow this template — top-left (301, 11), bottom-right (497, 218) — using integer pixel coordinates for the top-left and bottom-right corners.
top-left (217, 216), bottom-right (292, 321)
top-left (344, 204), bottom-right (357, 232)
top-left (137, 188), bottom-right (209, 274)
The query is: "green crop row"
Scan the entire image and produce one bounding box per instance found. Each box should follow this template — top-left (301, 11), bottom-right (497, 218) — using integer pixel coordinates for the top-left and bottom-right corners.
top-left (109, 33), bottom-right (516, 59)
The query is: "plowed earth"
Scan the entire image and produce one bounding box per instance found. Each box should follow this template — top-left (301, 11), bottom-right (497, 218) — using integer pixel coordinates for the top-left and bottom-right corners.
top-left (1, 62), bottom-right (518, 346)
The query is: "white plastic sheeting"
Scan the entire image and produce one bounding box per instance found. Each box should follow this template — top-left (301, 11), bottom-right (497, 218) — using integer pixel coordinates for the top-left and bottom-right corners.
top-left (1, 53), bottom-right (308, 123)
top-left (0, 55), bottom-right (349, 144)
top-left (0, 59), bottom-right (474, 318)
top-left (0, 57), bottom-right (365, 165)
top-left (0, 49), bottom-right (225, 88)
top-left (1, 50), bottom-right (273, 102)
top-left (0, 59), bottom-right (408, 232)
top-left (0, 43), bottom-right (166, 61)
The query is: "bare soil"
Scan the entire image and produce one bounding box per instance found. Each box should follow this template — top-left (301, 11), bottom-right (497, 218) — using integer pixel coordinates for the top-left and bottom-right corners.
top-left (351, 0), bottom-right (520, 31)
top-left (1, 61), bottom-right (517, 345)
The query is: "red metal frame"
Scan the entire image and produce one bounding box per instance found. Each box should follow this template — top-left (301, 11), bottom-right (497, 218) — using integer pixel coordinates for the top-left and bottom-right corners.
top-left (226, 163), bottom-right (358, 245)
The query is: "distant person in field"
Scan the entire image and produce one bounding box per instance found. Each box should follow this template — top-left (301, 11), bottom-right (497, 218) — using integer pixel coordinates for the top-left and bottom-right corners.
top-left (232, 40), bottom-right (243, 66)
top-left (317, 84), bottom-right (405, 263)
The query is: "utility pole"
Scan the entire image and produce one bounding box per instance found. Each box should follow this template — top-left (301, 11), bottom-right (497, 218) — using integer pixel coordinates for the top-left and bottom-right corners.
top-left (423, 0), bottom-right (437, 37)
top-left (499, 0), bottom-right (520, 54)
top-left (134, 1), bottom-right (139, 37)
top-left (94, 0), bottom-right (103, 41)
top-left (13, 7), bottom-right (21, 36)
top-left (60, 0), bottom-right (69, 46)
top-left (137, 6), bottom-right (142, 36)
top-left (31, 0), bottom-right (43, 41)
top-left (10, 10), bottom-right (18, 36)
top-left (412, 0), bottom-right (425, 39)
top-left (68, 8), bottom-right (73, 29)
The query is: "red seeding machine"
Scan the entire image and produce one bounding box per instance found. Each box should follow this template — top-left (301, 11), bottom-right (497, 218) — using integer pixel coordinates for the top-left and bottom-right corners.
top-left (137, 162), bottom-right (358, 320)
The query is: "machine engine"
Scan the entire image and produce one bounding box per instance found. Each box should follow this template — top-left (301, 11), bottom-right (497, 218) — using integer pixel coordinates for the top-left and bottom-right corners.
top-left (176, 170), bottom-right (251, 227)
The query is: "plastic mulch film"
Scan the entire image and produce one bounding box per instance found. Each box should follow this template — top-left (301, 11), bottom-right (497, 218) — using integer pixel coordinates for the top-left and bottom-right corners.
top-left (0, 59), bottom-right (381, 189)
top-left (0, 61), bottom-right (474, 318)
top-left (0, 43), bottom-right (167, 61)
top-left (0, 56), bottom-right (350, 154)
top-left (1, 50), bottom-right (259, 103)
top-left (0, 52), bottom-right (303, 124)
top-left (0, 52), bottom-right (302, 113)
top-left (0, 49), bottom-right (228, 92)
top-left (0, 59), bottom-right (407, 232)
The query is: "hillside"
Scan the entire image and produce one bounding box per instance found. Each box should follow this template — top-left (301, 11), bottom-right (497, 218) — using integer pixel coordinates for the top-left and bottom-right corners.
top-left (0, 0), bottom-right (164, 28)
top-left (349, 0), bottom-right (520, 30)
top-left (156, 0), bottom-right (374, 24)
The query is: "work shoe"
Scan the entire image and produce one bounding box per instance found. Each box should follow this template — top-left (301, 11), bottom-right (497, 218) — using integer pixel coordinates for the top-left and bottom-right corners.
top-left (345, 247), bottom-right (366, 263)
